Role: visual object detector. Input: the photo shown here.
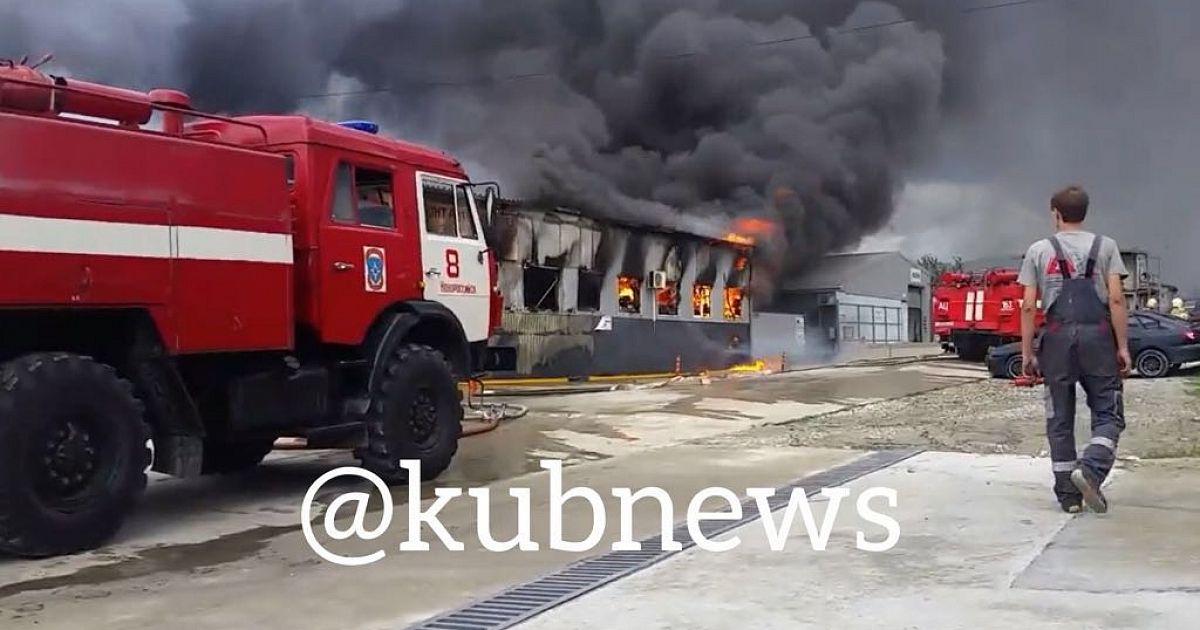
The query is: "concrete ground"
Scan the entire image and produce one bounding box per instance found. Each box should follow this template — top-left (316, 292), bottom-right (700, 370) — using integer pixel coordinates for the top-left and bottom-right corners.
top-left (1, 358), bottom-right (1197, 629)
top-left (518, 453), bottom-right (1200, 630)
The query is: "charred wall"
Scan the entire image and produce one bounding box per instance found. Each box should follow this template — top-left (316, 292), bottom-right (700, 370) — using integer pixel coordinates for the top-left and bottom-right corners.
top-left (490, 202), bottom-right (753, 377)
top-left (490, 316), bottom-right (750, 378)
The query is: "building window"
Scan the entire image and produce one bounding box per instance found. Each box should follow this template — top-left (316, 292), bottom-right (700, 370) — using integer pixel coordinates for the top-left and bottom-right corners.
top-left (724, 287), bottom-right (745, 320)
top-left (577, 270), bottom-right (603, 312)
top-left (523, 266), bottom-right (560, 312)
top-left (657, 282), bottom-right (680, 316)
top-left (618, 276), bottom-right (642, 314)
top-left (839, 302), bottom-right (905, 343)
top-left (693, 284), bottom-right (713, 318)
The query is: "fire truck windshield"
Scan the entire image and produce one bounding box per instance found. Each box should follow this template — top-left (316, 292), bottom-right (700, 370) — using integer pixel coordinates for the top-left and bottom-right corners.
top-left (464, 182), bottom-right (501, 240)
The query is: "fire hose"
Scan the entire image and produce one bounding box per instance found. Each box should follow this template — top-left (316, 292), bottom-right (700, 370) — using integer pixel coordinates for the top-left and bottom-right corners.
top-left (461, 377), bottom-right (529, 437)
top-left (275, 379), bottom-right (529, 449)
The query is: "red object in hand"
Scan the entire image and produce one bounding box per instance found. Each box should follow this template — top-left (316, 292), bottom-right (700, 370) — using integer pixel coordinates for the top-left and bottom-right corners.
top-left (1014, 370), bottom-right (1128, 387)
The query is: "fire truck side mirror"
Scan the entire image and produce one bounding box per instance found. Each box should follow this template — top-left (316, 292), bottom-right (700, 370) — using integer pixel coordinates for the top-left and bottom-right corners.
top-left (468, 182), bottom-right (502, 249)
top-left (483, 187), bottom-right (496, 226)
top-left (467, 181), bottom-right (500, 229)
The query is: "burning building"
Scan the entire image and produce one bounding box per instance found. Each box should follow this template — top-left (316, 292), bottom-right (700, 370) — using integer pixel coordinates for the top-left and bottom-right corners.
top-left (487, 200), bottom-right (753, 378)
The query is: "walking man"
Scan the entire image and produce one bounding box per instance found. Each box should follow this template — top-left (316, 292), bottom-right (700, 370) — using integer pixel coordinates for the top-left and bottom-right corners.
top-left (1018, 185), bottom-right (1131, 514)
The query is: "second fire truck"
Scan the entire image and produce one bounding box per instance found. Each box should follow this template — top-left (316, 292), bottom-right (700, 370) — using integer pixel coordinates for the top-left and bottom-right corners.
top-left (932, 267), bottom-right (1044, 361)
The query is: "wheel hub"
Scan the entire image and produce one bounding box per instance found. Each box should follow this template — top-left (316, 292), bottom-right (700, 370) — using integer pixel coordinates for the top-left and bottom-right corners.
top-left (410, 389), bottom-right (439, 443)
top-left (1142, 355), bottom-right (1164, 375)
top-left (1007, 357), bottom-right (1022, 378)
top-left (39, 421), bottom-right (99, 498)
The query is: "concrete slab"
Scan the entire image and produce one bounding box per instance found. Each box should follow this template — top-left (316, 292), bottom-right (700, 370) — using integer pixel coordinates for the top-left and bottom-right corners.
top-left (1016, 507), bottom-right (1200, 594)
top-left (516, 453), bottom-right (1200, 630)
top-left (1016, 459), bottom-right (1200, 594)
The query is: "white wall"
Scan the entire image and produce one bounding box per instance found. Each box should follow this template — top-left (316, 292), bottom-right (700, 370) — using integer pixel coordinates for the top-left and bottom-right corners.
top-left (751, 312), bottom-right (808, 359)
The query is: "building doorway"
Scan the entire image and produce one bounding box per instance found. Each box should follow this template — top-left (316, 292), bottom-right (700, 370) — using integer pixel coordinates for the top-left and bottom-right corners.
top-left (908, 307), bottom-right (923, 342)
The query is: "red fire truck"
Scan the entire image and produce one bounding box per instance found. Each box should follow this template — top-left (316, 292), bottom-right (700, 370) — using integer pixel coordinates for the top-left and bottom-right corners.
top-left (931, 268), bottom-right (1043, 361)
top-left (0, 61), bottom-right (513, 557)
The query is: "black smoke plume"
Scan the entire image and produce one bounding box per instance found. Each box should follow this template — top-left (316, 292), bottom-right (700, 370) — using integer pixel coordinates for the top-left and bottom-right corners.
top-left (10, 1), bottom-right (1199, 289)
top-left (3, 0), bottom-right (952, 283)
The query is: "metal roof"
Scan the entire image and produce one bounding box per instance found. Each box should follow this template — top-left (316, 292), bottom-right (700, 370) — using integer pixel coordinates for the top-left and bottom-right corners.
top-left (783, 251), bottom-right (917, 293)
top-left (960, 255), bottom-right (1025, 272)
top-left (496, 200), bottom-right (753, 248)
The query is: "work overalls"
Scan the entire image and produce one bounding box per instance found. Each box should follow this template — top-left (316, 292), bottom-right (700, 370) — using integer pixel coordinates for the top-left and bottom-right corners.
top-left (1039, 236), bottom-right (1125, 508)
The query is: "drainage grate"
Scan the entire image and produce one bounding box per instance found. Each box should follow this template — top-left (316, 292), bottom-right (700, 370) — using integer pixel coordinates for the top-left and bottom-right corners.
top-left (405, 448), bottom-right (922, 630)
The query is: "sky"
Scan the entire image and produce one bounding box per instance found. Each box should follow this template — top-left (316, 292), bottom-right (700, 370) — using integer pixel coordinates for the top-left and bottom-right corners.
top-left (862, 0), bottom-right (1200, 293)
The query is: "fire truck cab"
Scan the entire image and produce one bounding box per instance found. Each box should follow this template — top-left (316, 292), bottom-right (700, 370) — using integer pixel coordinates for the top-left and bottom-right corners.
top-left (214, 114), bottom-right (502, 362)
top-left (0, 63), bottom-right (511, 557)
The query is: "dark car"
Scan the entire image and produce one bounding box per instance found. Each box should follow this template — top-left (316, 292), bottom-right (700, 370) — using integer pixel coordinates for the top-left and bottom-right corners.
top-left (986, 311), bottom-right (1200, 379)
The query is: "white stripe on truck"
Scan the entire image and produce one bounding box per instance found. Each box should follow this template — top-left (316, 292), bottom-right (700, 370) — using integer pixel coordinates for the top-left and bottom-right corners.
top-left (0, 213), bottom-right (293, 264)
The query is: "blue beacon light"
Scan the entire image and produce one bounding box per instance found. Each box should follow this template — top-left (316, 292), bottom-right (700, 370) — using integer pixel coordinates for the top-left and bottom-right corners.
top-left (338, 120), bottom-right (380, 134)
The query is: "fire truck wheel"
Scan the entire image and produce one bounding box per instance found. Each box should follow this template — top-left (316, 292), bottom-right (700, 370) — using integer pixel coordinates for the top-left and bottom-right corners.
top-left (360, 344), bottom-right (463, 484)
top-left (0, 353), bottom-right (150, 558)
top-left (201, 438), bottom-right (277, 475)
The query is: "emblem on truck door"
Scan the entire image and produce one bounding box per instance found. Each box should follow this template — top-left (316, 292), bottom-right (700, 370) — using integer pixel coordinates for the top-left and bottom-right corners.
top-left (363, 247), bottom-right (387, 293)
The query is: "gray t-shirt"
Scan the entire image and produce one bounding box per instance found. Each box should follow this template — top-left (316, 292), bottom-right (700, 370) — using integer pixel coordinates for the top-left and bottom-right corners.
top-left (1017, 230), bottom-right (1128, 309)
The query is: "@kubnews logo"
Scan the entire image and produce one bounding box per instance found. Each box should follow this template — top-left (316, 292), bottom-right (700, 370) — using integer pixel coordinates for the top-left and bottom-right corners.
top-left (301, 460), bottom-right (901, 566)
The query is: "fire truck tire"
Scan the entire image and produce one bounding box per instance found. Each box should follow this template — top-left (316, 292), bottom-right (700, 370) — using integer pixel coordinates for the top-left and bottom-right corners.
top-left (0, 353), bottom-right (150, 558)
top-left (201, 438), bottom-right (277, 475)
top-left (360, 344), bottom-right (462, 484)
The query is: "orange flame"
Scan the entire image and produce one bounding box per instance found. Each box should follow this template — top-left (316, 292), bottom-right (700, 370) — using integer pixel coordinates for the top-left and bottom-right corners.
top-left (728, 359), bottom-right (767, 373)
top-left (722, 233), bottom-right (755, 246)
top-left (722, 216), bottom-right (779, 246)
top-left (723, 286), bottom-right (745, 320)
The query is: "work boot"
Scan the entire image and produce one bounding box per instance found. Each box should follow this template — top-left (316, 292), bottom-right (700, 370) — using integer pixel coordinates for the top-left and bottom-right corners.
top-left (1071, 468), bottom-right (1108, 514)
top-left (1052, 472), bottom-right (1081, 513)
